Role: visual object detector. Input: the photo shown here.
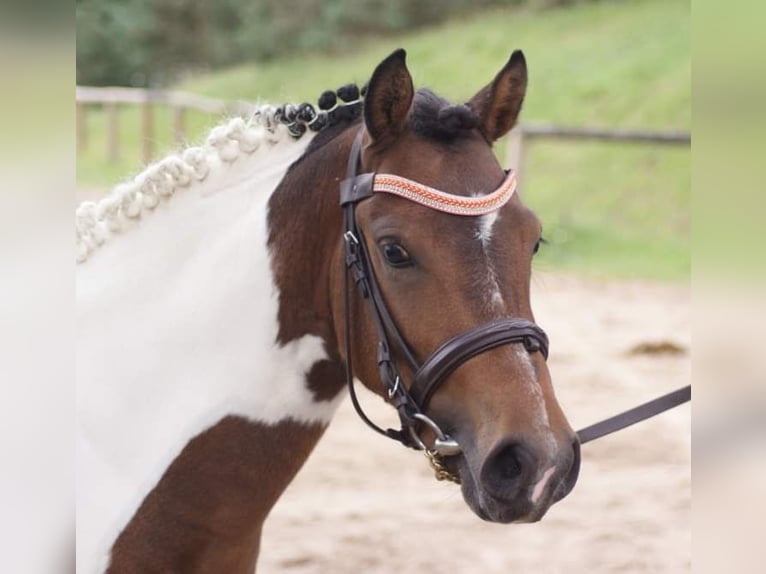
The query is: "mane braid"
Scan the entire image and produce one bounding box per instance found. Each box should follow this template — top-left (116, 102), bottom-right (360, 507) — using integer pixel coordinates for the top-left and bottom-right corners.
top-left (75, 85), bottom-right (372, 263)
top-left (75, 106), bottom-right (293, 263)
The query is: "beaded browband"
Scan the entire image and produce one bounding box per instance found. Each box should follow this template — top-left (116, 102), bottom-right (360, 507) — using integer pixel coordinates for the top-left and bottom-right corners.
top-left (373, 170), bottom-right (517, 216)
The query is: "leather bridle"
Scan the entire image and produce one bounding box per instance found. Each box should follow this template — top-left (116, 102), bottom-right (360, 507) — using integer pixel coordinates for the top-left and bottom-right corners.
top-left (338, 128), bottom-right (691, 484)
top-left (339, 129), bottom-right (549, 481)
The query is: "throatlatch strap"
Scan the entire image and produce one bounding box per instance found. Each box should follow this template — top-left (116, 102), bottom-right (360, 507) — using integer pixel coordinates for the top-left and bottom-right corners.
top-left (342, 230), bottom-right (402, 443)
top-left (341, 130), bottom-right (415, 446)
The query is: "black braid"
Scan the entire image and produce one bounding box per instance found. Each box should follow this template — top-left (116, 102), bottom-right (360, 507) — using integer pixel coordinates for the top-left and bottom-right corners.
top-left (336, 84), bottom-right (360, 102)
top-left (318, 90), bottom-right (337, 110)
top-left (270, 83), bottom-right (364, 138)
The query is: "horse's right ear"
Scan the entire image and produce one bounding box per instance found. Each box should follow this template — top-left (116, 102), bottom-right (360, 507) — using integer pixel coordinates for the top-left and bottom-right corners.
top-left (364, 49), bottom-right (414, 143)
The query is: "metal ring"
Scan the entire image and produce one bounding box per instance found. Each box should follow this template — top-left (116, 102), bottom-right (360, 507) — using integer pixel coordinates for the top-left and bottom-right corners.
top-left (387, 376), bottom-right (401, 399)
top-left (412, 412), bottom-right (448, 441)
top-left (408, 426), bottom-right (428, 451)
top-left (409, 413), bottom-right (462, 456)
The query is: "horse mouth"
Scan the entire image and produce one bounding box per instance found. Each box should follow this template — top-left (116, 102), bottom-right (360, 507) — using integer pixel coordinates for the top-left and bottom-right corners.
top-left (451, 453), bottom-right (571, 525)
top-left (473, 493), bottom-right (550, 524)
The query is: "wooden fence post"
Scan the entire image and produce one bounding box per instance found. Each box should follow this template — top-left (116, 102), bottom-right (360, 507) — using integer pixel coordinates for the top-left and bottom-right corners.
top-left (506, 126), bottom-right (525, 185)
top-left (76, 102), bottom-right (87, 152)
top-left (106, 102), bottom-right (120, 162)
top-left (172, 106), bottom-right (186, 146)
top-left (141, 99), bottom-right (154, 164)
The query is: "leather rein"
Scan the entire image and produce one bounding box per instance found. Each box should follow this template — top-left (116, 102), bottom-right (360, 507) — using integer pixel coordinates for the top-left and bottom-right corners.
top-left (338, 128), bottom-right (690, 483)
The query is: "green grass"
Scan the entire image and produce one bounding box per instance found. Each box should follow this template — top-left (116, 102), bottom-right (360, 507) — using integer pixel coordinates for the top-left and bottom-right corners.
top-left (526, 140), bottom-right (690, 281)
top-left (77, 0), bottom-right (689, 281)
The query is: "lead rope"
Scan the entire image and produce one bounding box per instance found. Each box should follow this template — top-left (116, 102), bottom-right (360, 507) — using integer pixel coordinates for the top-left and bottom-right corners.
top-left (576, 385), bottom-right (691, 444)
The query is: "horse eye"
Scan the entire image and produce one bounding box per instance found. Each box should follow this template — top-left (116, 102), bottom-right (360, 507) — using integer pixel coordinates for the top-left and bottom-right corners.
top-left (382, 242), bottom-right (413, 267)
top-left (533, 237), bottom-right (547, 255)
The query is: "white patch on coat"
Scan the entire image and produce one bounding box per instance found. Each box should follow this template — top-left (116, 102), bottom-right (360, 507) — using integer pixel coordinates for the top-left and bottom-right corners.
top-left (76, 131), bottom-right (346, 573)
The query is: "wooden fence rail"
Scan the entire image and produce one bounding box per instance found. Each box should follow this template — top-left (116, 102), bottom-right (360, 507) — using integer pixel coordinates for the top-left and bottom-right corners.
top-left (75, 86), bottom-right (254, 164)
top-left (505, 124), bottom-right (691, 183)
top-left (76, 86), bottom-right (690, 170)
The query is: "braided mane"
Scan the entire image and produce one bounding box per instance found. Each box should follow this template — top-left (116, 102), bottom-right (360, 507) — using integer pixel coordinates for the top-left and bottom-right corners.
top-left (75, 87), bottom-right (364, 263)
top-left (75, 81), bottom-right (473, 263)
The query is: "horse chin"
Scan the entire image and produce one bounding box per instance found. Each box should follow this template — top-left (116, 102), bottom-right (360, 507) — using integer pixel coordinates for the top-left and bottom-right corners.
top-left (464, 488), bottom-right (552, 524)
top-left (467, 493), bottom-right (550, 524)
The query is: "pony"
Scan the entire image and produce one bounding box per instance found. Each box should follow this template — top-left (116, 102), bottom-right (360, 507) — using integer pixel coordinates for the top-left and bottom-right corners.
top-left (76, 49), bottom-right (580, 573)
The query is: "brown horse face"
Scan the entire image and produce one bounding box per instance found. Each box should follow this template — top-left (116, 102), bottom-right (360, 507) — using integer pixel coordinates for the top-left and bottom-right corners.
top-left (346, 50), bottom-right (579, 524)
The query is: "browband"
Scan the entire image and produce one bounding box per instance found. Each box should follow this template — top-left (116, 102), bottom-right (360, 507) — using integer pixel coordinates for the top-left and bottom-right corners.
top-left (373, 171), bottom-right (517, 216)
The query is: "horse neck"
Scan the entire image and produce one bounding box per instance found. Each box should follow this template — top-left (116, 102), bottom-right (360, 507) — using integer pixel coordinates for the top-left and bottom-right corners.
top-left (267, 125), bottom-right (357, 365)
top-left (77, 123), bottom-right (356, 573)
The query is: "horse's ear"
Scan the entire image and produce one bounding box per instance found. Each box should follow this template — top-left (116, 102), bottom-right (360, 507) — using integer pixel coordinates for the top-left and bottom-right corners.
top-left (468, 50), bottom-right (528, 142)
top-left (364, 49), bottom-right (414, 142)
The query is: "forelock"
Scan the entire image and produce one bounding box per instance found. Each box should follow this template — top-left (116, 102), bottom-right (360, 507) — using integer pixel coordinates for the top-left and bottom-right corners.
top-left (410, 89), bottom-right (479, 142)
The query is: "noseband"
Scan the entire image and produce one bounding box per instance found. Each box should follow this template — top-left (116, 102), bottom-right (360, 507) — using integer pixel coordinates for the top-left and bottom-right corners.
top-left (339, 129), bottom-right (549, 483)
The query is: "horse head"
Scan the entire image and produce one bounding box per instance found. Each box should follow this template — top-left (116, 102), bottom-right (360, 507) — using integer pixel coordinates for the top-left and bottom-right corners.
top-left (327, 50), bottom-right (580, 523)
top-left (267, 48), bottom-right (580, 525)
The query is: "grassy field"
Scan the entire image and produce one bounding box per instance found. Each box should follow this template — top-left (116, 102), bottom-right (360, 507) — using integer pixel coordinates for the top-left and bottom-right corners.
top-left (77, 0), bottom-right (689, 280)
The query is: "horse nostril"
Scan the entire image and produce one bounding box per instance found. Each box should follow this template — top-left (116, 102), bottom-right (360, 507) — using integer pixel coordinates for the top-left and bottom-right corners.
top-left (496, 443), bottom-right (524, 480)
top-left (481, 441), bottom-right (536, 501)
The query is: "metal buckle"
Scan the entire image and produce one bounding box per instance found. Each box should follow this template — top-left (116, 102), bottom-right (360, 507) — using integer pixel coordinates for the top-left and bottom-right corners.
top-left (408, 413), bottom-right (462, 457)
top-left (343, 230), bottom-right (359, 245)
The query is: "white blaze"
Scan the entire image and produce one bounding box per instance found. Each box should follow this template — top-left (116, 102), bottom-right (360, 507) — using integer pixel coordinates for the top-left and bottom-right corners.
top-left (476, 210), bottom-right (499, 247)
top-left (474, 211), bottom-right (505, 314)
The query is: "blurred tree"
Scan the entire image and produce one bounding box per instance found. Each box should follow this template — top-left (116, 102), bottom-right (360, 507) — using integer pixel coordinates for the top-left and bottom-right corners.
top-left (76, 0), bottom-right (581, 87)
top-left (76, 0), bottom-right (154, 86)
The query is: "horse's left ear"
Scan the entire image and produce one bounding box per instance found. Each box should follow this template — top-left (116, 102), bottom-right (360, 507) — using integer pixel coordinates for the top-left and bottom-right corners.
top-left (468, 50), bottom-right (528, 142)
top-left (364, 49), bottom-right (414, 143)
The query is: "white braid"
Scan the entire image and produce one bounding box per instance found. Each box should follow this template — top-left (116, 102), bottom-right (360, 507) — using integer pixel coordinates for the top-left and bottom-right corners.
top-left (75, 105), bottom-right (299, 263)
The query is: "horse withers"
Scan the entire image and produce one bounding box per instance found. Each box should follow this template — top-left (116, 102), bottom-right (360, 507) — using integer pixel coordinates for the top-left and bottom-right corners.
top-left (76, 49), bottom-right (579, 572)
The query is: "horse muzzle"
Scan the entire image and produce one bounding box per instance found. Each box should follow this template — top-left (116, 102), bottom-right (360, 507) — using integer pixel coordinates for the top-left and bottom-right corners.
top-left (458, 436), bottom-right (581, 524)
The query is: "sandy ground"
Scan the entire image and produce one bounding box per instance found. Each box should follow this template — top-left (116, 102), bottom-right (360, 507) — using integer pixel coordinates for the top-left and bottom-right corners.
top-left (256, 272), bottom-right (691, 573)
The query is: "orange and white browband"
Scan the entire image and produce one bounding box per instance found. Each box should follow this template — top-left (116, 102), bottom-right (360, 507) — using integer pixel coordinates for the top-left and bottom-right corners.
top-left (372, 170), bottom-right (517, 216)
